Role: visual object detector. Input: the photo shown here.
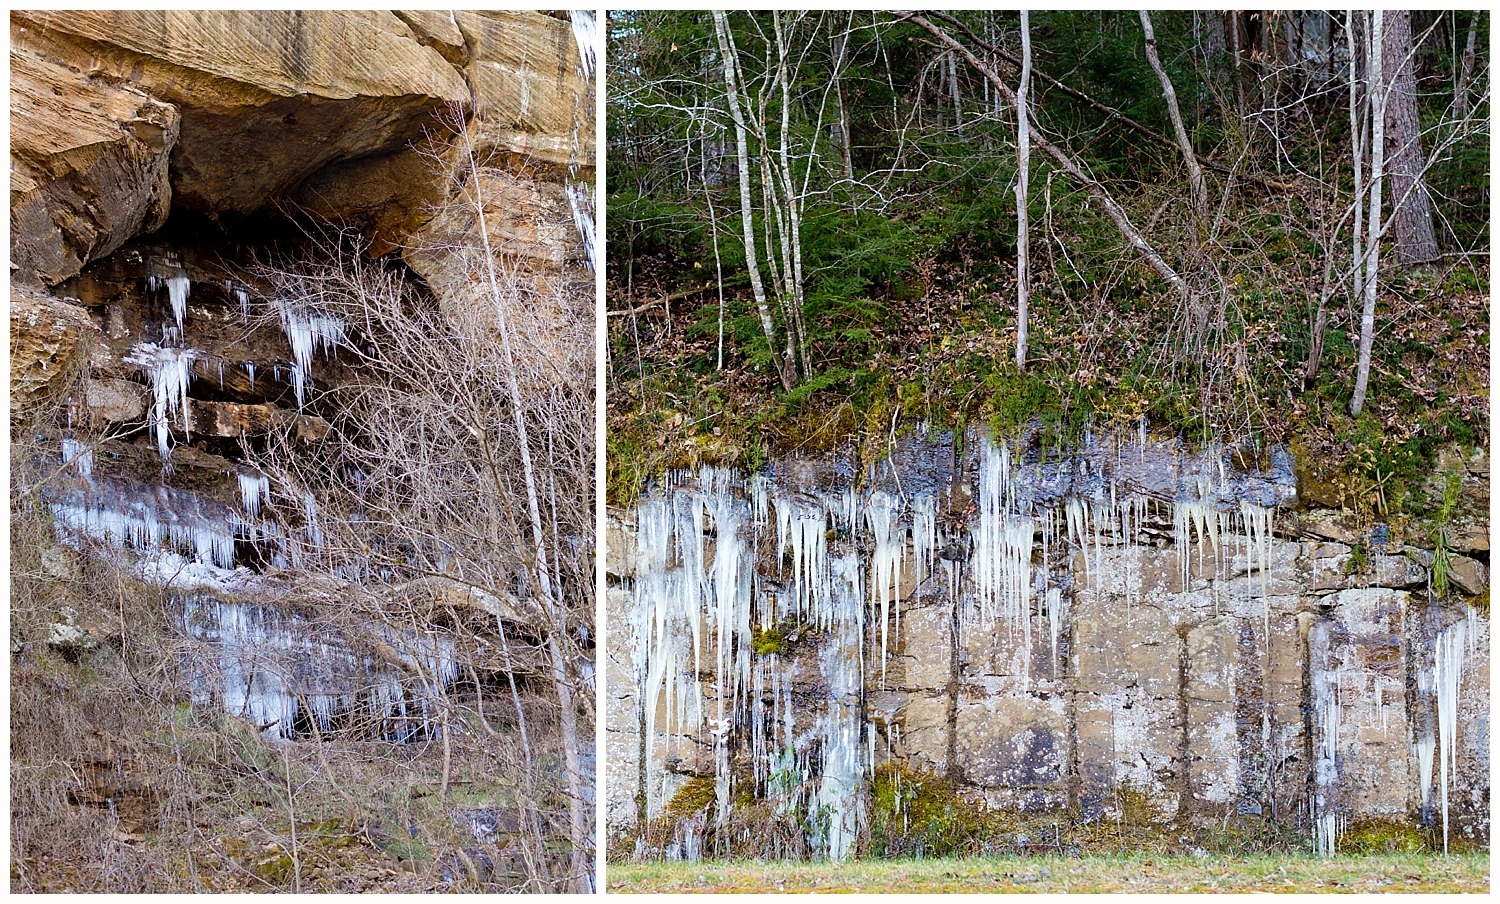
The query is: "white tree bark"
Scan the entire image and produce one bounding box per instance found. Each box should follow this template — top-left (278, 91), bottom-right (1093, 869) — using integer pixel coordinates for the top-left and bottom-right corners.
top-left (1015, 10), bottom-right (1031, 371)
top-left (1351, 11), bottom-right (1384, 416)
top-left (1350, 10), bottom-right (1365, 308)
top-left (714, 11), bottom-right (789, 390)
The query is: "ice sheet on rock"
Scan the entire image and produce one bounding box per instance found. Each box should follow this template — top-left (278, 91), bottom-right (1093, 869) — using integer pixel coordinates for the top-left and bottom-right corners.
top-left (568, 10), bottom-right (597, 81)
top-left (567, 181), bottom-right (597, 272)
top-left (50, 476), bottom-right (239, 572)
top-left (61, 435), bottom-right (93, 478)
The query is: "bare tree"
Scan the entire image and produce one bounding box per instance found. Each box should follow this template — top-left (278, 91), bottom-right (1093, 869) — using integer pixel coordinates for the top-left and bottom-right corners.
top-left (1015, 10), bottom-right (1032, 371)
top-left (242, 111), bottom-right (596, 888)
top-left (1351, 11), bottom-right (1385, 417)
top-left (1141, 11), bottom-right (1209, 221)
top-left (713, 10), bottom-right (792, 390)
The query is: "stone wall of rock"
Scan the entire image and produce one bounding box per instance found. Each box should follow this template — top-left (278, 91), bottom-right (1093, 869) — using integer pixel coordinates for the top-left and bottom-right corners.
top-left (10, 8), bottom-right (592, 511)
top-left (605, 428), bottom-right (1489, 857)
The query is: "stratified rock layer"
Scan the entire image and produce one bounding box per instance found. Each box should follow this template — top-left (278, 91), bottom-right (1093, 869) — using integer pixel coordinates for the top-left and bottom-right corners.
top-left (606, 428), bottom-right (1490, 859)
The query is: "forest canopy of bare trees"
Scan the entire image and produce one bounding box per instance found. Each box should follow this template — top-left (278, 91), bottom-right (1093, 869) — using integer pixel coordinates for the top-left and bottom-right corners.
top-left (607, 10), bottom-right (1488, 523)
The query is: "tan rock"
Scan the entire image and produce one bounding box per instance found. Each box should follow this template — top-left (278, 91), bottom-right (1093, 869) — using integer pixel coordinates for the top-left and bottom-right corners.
top-left (455, 11), bottom-right (593, 168)
top-left (12, 10), bottom-right (469, 217)
top-left (954, 686), bottom-right (1068, 790)
top-left (1447, 555), bottom-right (1488, 597)
top-left (10, 50), bottom-right (178, 286)
top-left (84, 377), bottom-right (148, 425)
top-left (10, 291), bottom-right (98, 412)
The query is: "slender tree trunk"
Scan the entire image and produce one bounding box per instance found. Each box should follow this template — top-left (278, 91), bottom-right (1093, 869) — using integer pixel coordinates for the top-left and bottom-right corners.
top-left (1015, 10), bottom-right (1031, 372)
top-left (714, 11), bottom-right (791, 390)
top-left (1141, 11), bottom-right (1209, 221)
top-left (948, 50), bottom-right (965, 134)
top-left (1351, 11), bottom-right (1384, 417)
top-left (456, 121), bottom-right (589, 892)
top-left (773, 12), bottom-right (811, 380)
top-left (831, 15), bottom-right (855, 183)
top-left (1456, 11), bottom-right (1479, 117)
top-left (1350, 10), bottom-right (1366, 308)
top-left (1382, 10), bottom-right (1440, 266)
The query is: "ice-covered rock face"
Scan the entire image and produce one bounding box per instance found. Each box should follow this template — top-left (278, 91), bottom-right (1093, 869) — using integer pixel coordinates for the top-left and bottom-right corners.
top-left (181, 595), bottom-right (457, 742)
top-left (610, 426), bottom-right (1490, 860)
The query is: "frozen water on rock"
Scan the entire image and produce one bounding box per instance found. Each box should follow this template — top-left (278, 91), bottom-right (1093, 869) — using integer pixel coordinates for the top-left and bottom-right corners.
top-left (50, 475), bottom-right (239, 572)
top-left (276, 302), bottom-right (345, 408)
top-left (625, 429), bottom-right (1319, 861)
top-left (126, 342), bottom-right (196, 460)
top-left (568, 10), bottom-right (597, 81)
top-left (238, 472), bottom-right (270, 518)
top-left (146, 259), bottom-right (191, 331)
top-left (60, 435), bottom-right (93, 478)
top-left (1433, 615), bottom-right (1468, 854)
top-left (566, 181), bottom-right (597, 272)
top-left (182, 595), bottom-right (457, 742)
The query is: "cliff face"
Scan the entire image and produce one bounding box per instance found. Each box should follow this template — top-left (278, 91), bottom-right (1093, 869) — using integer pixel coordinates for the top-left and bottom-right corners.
top-left (10, 9), bottom-right (591, 288)
top-left (10, 7), bottom-right (592, 502)
top-left (606, 429), bottom-right (1490, 859)
top-left (9, 11), bottom-right (595, 891)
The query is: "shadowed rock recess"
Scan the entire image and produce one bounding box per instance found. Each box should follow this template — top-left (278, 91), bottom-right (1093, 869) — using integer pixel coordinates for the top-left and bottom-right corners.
top-left (11, 9), bottom-right (595, 892)
top-left (606, 427), bottom-right (1488, 861)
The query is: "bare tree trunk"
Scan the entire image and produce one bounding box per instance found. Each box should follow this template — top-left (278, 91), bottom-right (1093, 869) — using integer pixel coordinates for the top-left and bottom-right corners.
top-left (831, 15), bottom-right (856, 183)
top-left (1350, 10), bottom-right (1366, 308)
top-left (1015, 10), bottom-right (1031, 372)
top-left (713, 11), bottom-right (791, 390)
top-left (1456, 11), bottom-right (1479, 117)
top-left (947, 50), bottom-right (965, 134)
top-left (1382, 10), bottom-right (1441, 266)
top-left (1351, 11), bottom-right (1384, 417)
top-left (773, 12), bottom-right (811, 380)
top-left (455, 121), bottom-right (590, 894)
top-left (1229, 12), bottom-right (1247, 122)
top-left (1141, 11), bottom-right (1209, 221)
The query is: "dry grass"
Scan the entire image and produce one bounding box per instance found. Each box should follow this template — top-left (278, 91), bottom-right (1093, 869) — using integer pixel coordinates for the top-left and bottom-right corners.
top-left (607, 852), bottom-right (1491, 894)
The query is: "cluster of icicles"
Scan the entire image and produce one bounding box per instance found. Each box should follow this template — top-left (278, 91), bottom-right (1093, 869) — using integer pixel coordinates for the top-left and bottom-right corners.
top-left (628, 433), bottom-right (1287, 861)
top-left (51, 437), bottom-right (456, 743)
top-left (182, 594), bottom-right (458, 743)
top-left (130, 254), bottom-right (348, 464)
top-left (1311, 607), bottom-right (1479, 857)
top-left (566, 9), bottom-right (597, 272)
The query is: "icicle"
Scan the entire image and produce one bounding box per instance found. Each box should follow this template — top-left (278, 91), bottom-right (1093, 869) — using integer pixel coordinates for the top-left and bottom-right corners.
top-left (60, 435), bottom-right (93, 478)
top-left (238, 473), bottom-right (270, 518)
top-left (1312, 658), bottom-right (1344, 857)
top-left (866, 491), bottom-right (904, 686)
top-left (970, 435), bottom-right (1034, 680)
top-left (568, 9), bottom-right (597, 81)
top-left (911, 493), bottom-right (937, 588)
top-left (1434, 617), bottom-right (1468, 855)
top-left (244, 361), bottom-right (257, 389)
top-left (566, 181), bottom-right (597, 272)
top-left (147, 262), bottom-right (191, 332)
top-left (1415, 732), bottom-right (1436, 807)
top-left (126, 342), bottom-right (196, 460)
top-left (227, 279), bottom-right (251, 321)
top-left (276, 302), bottom-right (345, 408)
